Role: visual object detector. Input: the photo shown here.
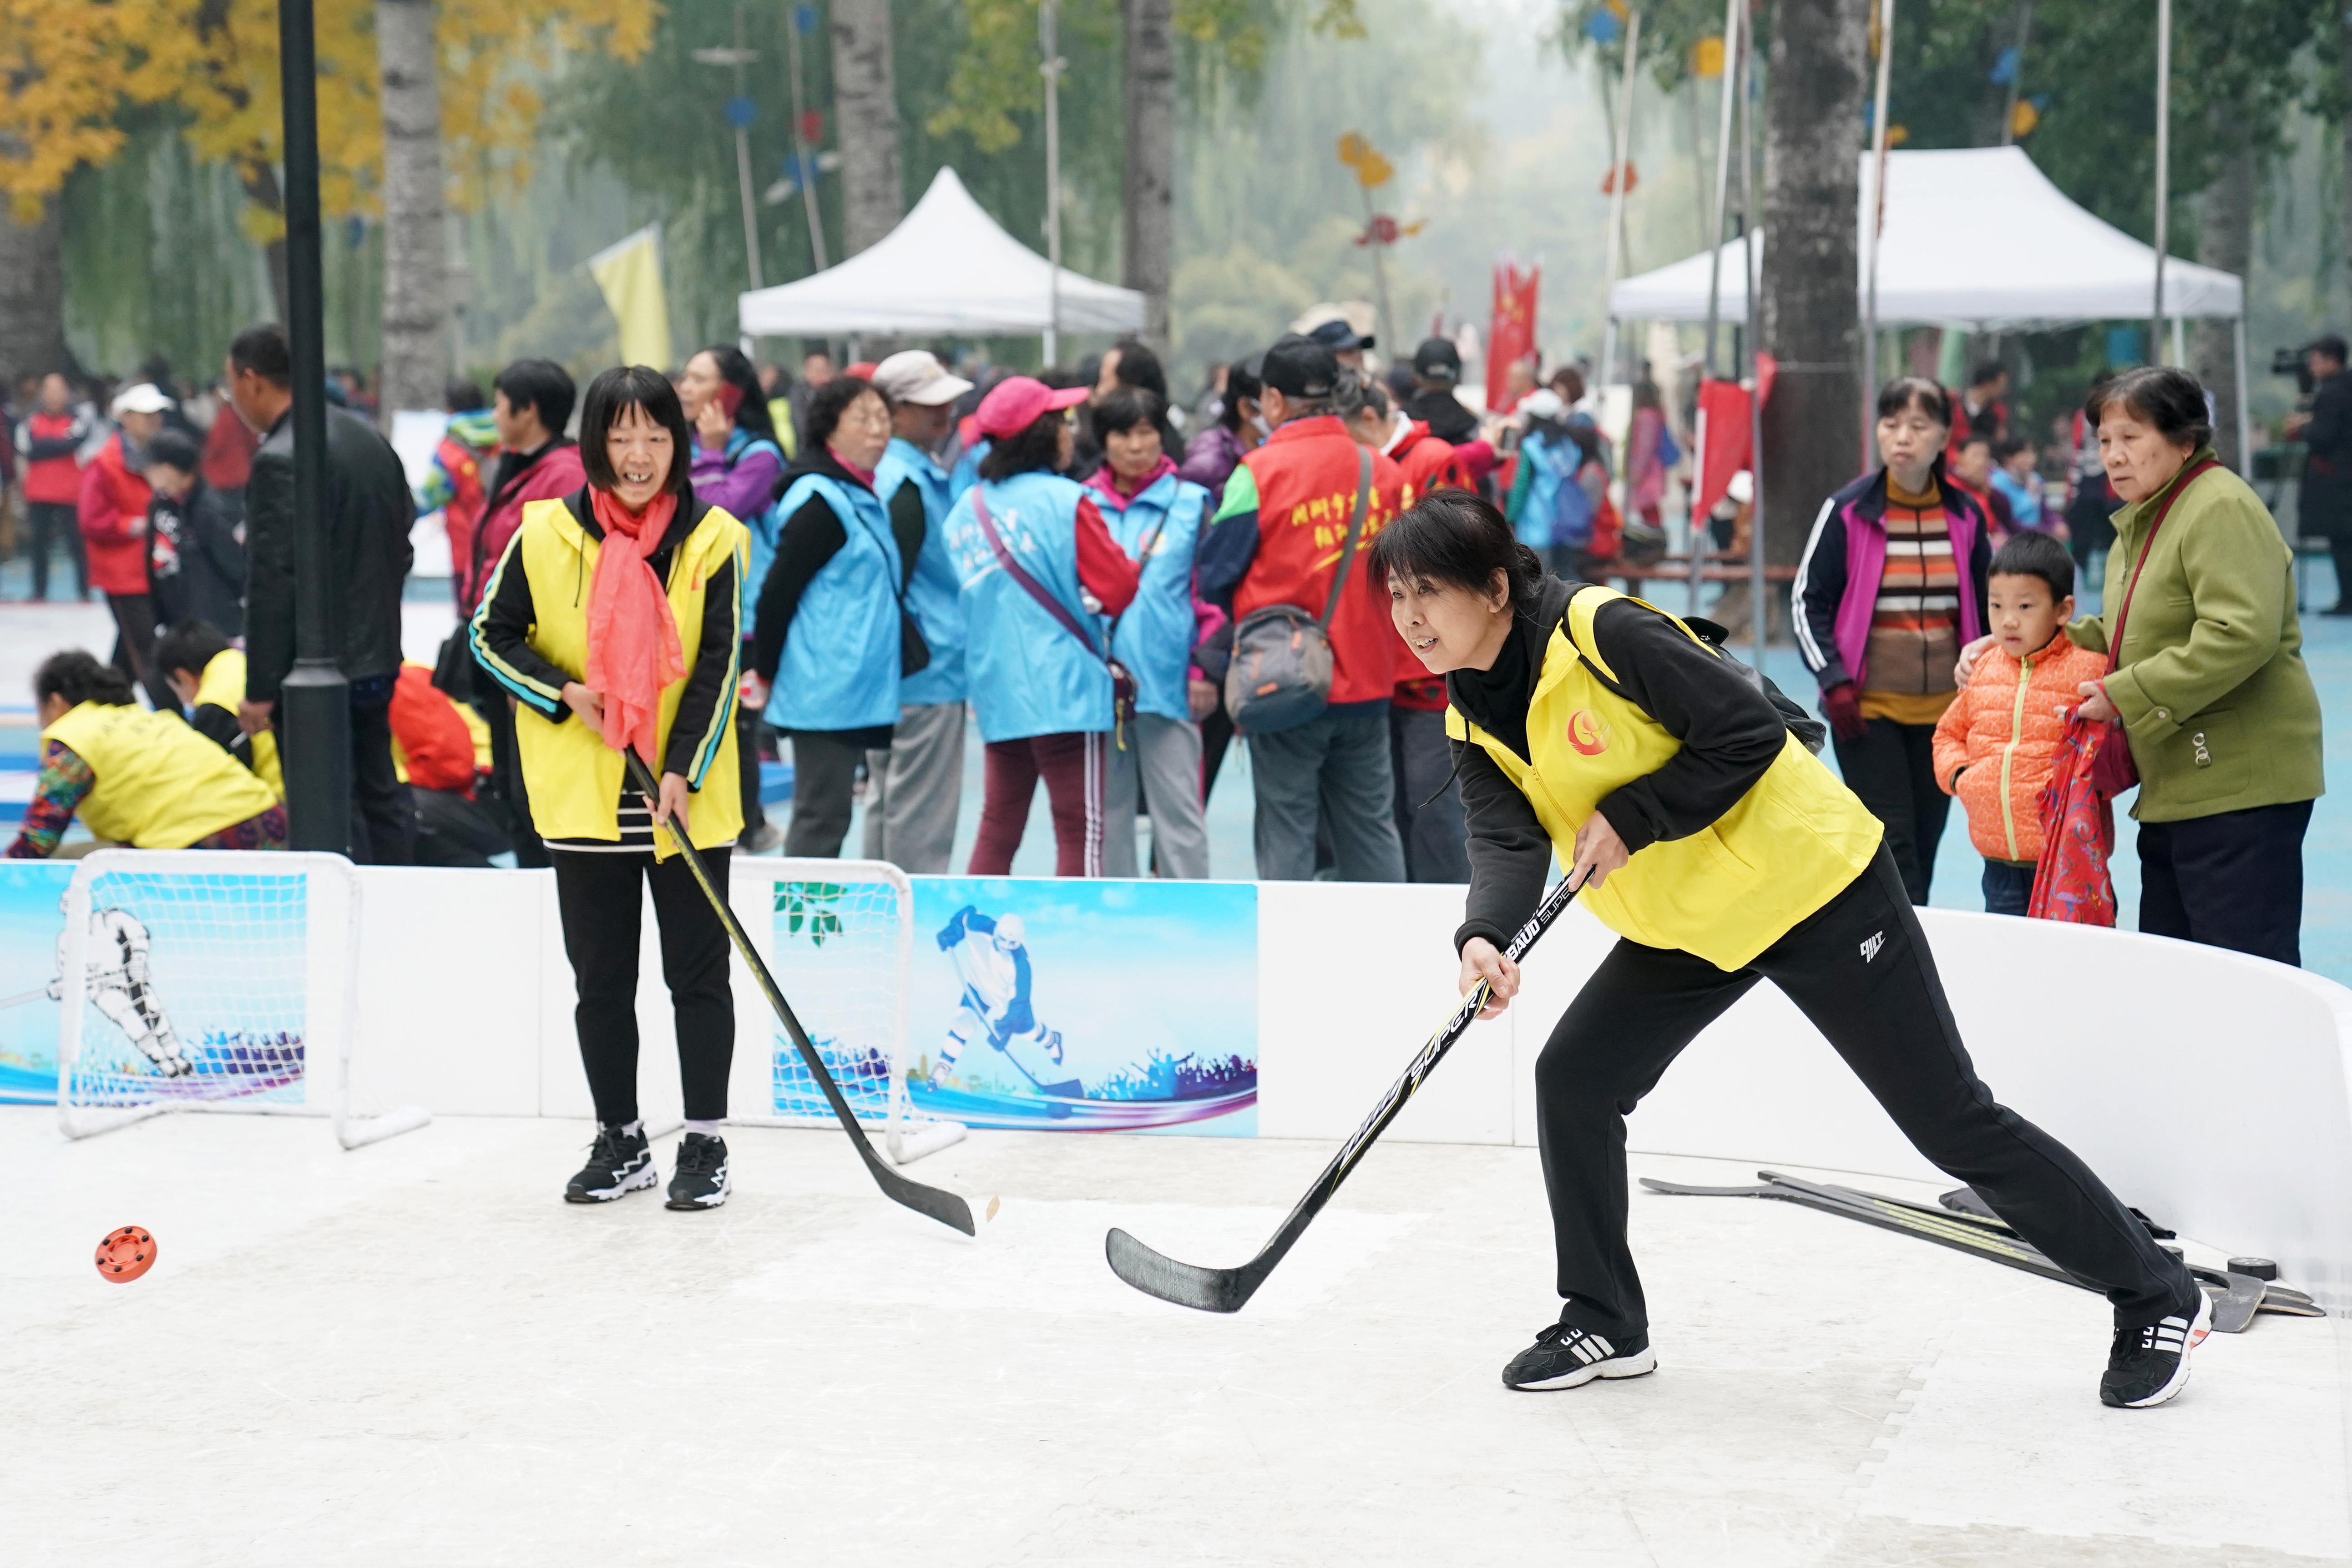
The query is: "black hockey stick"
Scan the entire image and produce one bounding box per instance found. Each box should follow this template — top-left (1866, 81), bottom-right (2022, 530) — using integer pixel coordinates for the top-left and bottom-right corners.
top-left (1105, 876), bottom-right (1583, 1312)
top-left (624, 752), bottom-right (982, 1236)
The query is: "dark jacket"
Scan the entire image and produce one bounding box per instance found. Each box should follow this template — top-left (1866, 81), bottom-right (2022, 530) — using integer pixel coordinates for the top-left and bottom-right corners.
top-left (1450, 574), bottom-right (1790, 955)
top-left (1405, 386), bottom-right (1479, 444)
top-left (1791, 463), bottom-right (1991, 693)
top-left (245, 406), bottom-right (415, 701)
top-left (147, 477), bottom-right (246, 637)
top-left (2299, 371), bottom-right (2352, 537)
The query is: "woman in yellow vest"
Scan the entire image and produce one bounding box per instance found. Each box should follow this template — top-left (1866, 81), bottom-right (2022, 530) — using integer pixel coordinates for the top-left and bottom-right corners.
top-left (7, 650), bottom-right (284, 858)
top-left (153, 619), bottom-right (284, 798)
top-left (1371, 491), bottom-right (2204, 1411)
top-left (470, 365), bottom-right (749, 1213)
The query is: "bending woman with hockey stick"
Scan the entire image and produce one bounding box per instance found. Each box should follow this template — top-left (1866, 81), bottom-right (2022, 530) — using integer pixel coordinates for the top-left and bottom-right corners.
top-left (472, 366), bottom-right (749, 1211)
top-left (1373, 490), bottom-right (2207, 1410)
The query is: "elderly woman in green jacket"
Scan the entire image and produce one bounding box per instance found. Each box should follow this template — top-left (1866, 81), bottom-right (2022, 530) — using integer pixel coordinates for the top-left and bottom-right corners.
top-left (1960, 365), bottom-right (2323, 965)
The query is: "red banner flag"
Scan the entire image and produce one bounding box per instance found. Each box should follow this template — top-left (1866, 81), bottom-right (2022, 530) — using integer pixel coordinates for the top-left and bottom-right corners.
top-left (1692, 378), bottom-right (1750, 520)
top-left (1486, 256), bottom-right (1540, 414)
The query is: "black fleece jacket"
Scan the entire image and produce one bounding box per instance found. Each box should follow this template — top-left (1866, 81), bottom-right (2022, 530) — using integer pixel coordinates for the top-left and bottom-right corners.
top-left (1449, 575), bottom-right (1789, 956)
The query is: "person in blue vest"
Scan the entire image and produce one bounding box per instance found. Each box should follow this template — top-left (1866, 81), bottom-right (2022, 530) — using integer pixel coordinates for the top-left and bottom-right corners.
top-left (743, 375), bottom-right (913, 857)
top-left (863, 350), bottom-right (976, 872)
top-left (941, 375), bottom-right (1141, 876)
top-left (680, 343), bottom-right (789, 853)
top-left (1085, 384), bottom-right (1213, 878)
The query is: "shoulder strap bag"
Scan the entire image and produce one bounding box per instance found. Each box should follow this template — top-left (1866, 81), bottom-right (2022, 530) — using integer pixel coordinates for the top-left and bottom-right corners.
top-left (971, 486), bottom-right (1134, 747)
top-left (1223, 446), bottom-right (1375, 736)
top-left (2084, 456), bottom-right (2218, 798)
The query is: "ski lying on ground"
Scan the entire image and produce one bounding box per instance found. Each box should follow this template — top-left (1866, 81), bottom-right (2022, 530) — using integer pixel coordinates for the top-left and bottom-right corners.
top-left (1641, 1171), bottom-right (2276, 1332)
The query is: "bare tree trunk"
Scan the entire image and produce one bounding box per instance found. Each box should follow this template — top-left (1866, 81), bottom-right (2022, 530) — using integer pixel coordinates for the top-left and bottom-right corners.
top-left (2191, 145), bottom-right (2256, 470)
top-left (1759, 0), bottom-right (1868, 569)
top-left (1123, 0), bottom-right (1174, 349)
top-left (376, 0), bottom-right (449, 421)
top-left (0, 193), bottom-right (72, 391)
top-left (831, 0), bottom-right (904, 258)
top-left (241, 163), bottom-right (293, 324)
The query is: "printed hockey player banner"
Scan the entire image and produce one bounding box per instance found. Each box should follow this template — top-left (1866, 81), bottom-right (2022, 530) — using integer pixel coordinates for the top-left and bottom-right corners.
top-left (910, 878), bottom-right (1258, 1134)
top-left (0, 861), bottom-right (74, 1103)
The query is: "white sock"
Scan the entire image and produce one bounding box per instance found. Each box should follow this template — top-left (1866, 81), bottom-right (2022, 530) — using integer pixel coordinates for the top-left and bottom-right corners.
top-left (684, 1119), bottom-right (720, 1137)
top-left (617, 1119), bottom-right (642, 1138)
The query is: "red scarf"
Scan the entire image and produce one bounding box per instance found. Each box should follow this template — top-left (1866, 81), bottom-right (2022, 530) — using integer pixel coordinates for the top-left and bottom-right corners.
top-left (584, 488), bottom-right (686, 767)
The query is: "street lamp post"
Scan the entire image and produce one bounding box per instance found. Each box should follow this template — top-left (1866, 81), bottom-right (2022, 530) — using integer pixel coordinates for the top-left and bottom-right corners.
top-left (1040, 0), bottom-right (1066, 365)
top-left (693, 6), bottom-right (764, 293)
top-left (275, 0), bottom-right (351, 854)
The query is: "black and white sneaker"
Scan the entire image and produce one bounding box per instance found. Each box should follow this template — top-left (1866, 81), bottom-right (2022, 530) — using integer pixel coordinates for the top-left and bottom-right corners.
top-left (666, 1132), bottom-right (731, 1210)
top-left (564, 1124), bottom-right (656, 1203)
top-left (1501, 1320), bottom-right (1656, 1391)
top-left (2100, 1290), bottom-right (2213, 1408)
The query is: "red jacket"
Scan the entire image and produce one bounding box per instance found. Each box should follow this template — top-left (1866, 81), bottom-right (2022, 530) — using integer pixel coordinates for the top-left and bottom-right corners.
top-left (77, 434), bottom-right (154, 596)
top-left (1388, 421), bottom-right (1471, 501)
top-left (202, 409), bottom-right (258, 491)
top-left (1227, 415), bottom-right (1406, 706)
top-left (433, 430), bottom-right (491, 613)
top-left (18, 409), bottom-right (87, 503)
top-left (389, 664), bottom-right (480, 793)
top-left (462, 442), bottom-right (587, 617)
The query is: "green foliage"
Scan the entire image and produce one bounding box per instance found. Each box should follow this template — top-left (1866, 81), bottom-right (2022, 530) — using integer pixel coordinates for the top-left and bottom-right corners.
top-left (776, 881), bottom-right (847, 946)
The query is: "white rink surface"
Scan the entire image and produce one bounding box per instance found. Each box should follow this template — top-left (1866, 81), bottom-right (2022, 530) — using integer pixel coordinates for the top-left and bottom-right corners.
top-left (4, 1108), bottom-right (2348, 1568)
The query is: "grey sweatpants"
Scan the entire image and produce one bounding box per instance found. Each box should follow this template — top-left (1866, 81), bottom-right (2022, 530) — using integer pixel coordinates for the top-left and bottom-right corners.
top-left (1104, 712), bottom-right (1210, 879)
top-left (1246, 704), bottom-right (1406, 882)
top-left (860, 701), bottom-right (965, 873)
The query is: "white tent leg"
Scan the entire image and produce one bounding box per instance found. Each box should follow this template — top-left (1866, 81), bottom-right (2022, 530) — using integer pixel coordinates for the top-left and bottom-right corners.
top-left (2233, 315), bottom-right (2253, 474)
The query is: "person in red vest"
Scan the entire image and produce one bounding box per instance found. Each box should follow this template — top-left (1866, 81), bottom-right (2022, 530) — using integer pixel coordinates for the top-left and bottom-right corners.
top-left (78, 382), bottom-right (177, 712)
top-left (420, 378), bottom-right (496, 612)
top-left (12, 373), bottom-right (92, 601)
top-left (1196, 334), bottom-right (1408, 881)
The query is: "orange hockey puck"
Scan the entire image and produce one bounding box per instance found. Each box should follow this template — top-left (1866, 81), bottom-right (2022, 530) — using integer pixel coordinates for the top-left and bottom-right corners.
top-left (95, 1225), bottom-right (156, 1284)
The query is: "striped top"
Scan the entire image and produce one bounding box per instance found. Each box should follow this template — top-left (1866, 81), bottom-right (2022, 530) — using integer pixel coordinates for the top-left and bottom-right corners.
top-left (1860, 479), bottom-right (1960, 718)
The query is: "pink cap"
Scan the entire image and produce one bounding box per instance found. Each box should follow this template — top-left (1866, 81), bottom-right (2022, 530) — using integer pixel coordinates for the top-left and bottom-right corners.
top-left (975, 375), bottom-right (1089, 439)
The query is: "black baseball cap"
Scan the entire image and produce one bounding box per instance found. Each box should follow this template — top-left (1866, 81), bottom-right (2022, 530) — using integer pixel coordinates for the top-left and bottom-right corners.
top-left (1260, 333), bottom-right (1339, 399)
top-left (1412, 336), bottom-right (1462, 383)
top-left (1307, 317), bottom-right (1372, 354)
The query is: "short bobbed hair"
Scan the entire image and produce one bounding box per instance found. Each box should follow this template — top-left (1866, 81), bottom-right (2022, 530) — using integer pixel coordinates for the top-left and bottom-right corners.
top-left (579, 366), bottom-right (693, 498)
top-left (2087, 365), bottom-right (2213, 452)
top-left (1366, 488), bottom-right (1545, 608)
top-left (1876, 375), bottom-right (1952, 427)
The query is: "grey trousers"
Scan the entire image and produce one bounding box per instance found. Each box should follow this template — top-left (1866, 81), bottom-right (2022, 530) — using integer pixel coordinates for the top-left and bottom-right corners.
top-left (1104, 712), bottom-right (1210, 879)
top-left (1390, 705), bottom-right (1470, 882)
top-left (784, 730), bottom-right (862, 858)
top-left (861, 701), bottom-right (966, 873)
top-left (1246, 704), bottom-right (1407, 882)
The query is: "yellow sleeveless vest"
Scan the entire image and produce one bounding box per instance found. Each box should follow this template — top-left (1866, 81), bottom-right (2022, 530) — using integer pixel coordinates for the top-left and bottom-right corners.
top-left (1447, 587), bottom-right (1882, 970)
top-left (191, 649), bottom-right (283, 799)
top-left (471, 496), bottom-right (748, 854)
top-left (43, 701), bottom-right (281, 849)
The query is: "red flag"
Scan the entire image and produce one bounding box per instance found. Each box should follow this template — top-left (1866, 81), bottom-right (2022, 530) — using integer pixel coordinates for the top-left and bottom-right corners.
top-left (1486, 257), bottom-right (1540, 413)
top-left (1692, 378), bottom-right (1751, 519)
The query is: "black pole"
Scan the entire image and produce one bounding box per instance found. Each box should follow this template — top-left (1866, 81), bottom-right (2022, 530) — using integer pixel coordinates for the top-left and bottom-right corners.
top-left (276, 0), bottom-right (351, 853)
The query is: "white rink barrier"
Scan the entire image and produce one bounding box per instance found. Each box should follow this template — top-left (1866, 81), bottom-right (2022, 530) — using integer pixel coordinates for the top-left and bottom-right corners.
top-left (326, 870), bottom-right (2352, 1306)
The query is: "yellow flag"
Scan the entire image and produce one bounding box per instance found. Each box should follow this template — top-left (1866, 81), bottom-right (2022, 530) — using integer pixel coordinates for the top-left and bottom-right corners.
top-left (588, 225), bottom-right (674, 371)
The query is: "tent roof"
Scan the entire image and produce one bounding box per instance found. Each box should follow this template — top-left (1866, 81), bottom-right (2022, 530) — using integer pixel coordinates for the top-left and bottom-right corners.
top-left (1608, 146), bottom-right (2243, 327)
top-left (737, 167), bottom-right (1145, 338)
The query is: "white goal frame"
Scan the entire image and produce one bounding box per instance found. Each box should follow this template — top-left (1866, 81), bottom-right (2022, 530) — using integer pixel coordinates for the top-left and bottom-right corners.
top-left (55, 850), bottom-right (430, 1149)
top-left (727, 857), bottom-right (965, 1164)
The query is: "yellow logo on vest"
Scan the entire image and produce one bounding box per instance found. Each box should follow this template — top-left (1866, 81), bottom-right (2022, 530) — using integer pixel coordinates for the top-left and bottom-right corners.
top-left (1564, 708), bottom-right (1611, 756)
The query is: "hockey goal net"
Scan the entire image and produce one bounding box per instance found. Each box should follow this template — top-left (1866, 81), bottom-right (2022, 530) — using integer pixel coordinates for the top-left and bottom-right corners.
top-left (55, 850), bottom-right (429, 1149)
top-left (739, 858), bottom-right (964, 1164)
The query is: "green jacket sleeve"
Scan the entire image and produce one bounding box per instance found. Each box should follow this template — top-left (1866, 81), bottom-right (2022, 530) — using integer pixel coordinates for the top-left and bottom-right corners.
top-left (1504, 447), bottom-right (1534, 525)
top-left (2101, 489), bottom-right (2286, 744)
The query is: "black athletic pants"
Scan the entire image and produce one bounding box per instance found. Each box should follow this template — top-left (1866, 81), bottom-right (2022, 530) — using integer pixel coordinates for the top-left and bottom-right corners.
top-left (1830, 716), bottom-right (1950, 904)
top-left (2138, 799), bottom-right (2311, 967)
top-left (552, 846), bottom-right (734, 1125)
top-left (1534, 844), bottom-right (2195, 1341)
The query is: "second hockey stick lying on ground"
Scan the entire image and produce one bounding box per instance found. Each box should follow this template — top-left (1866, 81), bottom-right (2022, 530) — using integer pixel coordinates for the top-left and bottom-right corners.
top-left (625, 753), bottom-right (986, 1237)
top-left (1106, 876), bottom-right (1583, 1313)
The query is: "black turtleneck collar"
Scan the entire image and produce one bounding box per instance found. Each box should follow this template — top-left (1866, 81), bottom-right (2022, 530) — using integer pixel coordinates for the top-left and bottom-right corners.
top-left (1444, 573), bottom-right (1576, 763)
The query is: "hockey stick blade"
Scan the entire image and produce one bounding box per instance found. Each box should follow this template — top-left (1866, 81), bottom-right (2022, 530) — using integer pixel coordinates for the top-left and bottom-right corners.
top-left (624, 754), bottom-right (979, 1237)
top-left (1105, 877), bottom-right (1583, 1313)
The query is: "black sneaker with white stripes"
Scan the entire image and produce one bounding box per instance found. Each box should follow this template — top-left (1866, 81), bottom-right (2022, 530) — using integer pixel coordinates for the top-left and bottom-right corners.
top-left (564, 1124), bottom-right (656, 1204)
top-left (666, 1132), bottom-right (732, 1210)
top-left (1501, 1320), bottom-right (1656, 1391)
top-left (2100, 1289), bottom-right (2212, 1408)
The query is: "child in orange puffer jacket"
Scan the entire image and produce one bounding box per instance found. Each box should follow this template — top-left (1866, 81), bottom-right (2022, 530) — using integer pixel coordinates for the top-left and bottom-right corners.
top-left (1932, 531), bottom-right (2109, 915)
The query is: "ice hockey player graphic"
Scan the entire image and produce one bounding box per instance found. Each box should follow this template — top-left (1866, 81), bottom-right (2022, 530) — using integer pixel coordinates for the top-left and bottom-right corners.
top-left (932, 907), bottom-right (1072, 1092)
top-left (51, 900), bottom-right (195, 1078)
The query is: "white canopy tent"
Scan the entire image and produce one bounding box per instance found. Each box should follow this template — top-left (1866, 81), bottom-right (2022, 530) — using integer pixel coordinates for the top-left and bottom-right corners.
top-left (736, 166), bottom-right (1145, 338)
top-left (1608, 146), bottom-right (2243, 325)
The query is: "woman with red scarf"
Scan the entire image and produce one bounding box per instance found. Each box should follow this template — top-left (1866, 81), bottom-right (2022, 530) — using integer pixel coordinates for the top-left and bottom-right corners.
top-left (471, 367), bottom-right (750, 1211)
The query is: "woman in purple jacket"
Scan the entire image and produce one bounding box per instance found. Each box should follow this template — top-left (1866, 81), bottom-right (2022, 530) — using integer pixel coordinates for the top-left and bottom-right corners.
top-left (1791, 377), bottom-right (1992, 904)
top-left (679, 343), bottom-right (788, 851)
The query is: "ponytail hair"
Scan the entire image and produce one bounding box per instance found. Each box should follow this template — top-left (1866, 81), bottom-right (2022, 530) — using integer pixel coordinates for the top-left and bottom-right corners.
top-left (1366, 488), bottom-right (1545, 609)
top-left (35, 650), bottom-right (136, 710)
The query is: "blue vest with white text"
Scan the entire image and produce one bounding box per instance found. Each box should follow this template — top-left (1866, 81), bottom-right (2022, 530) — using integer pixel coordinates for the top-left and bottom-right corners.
top-left (1100, 471), bottom-right (1208, 724)
top-left (941, 469), bottom-right (1109, 743)
top-left (765, 471), bottom-right (903, 732)
top-left (875, 435), bottom-right (967, 706)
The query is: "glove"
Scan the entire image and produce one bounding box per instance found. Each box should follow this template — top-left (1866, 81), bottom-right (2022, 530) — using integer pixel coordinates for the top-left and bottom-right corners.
top-left (1821, 681), bottom-right (1867, 742)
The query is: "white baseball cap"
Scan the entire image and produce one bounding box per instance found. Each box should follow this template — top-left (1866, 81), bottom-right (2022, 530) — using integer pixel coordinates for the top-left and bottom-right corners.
top-left (111, 382), bottom-right (175, 416)
top-left (871, 350), bottom-right (974, 408)
top-left (1518, 388), bottom-right (1566, 422)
